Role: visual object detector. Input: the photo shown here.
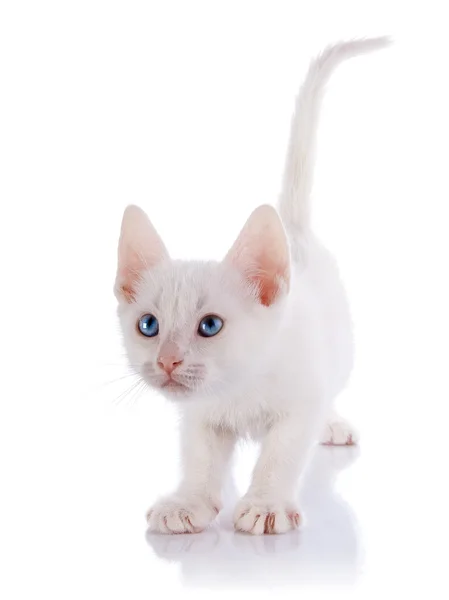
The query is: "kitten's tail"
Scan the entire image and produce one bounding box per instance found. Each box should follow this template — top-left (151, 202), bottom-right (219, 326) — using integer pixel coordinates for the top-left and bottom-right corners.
top-left (278, 37), bottom-right (390, 254)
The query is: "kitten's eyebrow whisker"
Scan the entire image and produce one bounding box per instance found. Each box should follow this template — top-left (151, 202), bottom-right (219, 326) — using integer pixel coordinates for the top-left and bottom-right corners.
top-left (195, 296), bottom-right (206, 312)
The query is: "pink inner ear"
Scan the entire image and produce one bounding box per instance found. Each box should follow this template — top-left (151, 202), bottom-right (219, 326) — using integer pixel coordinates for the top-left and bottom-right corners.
top-left (248, 270), bottom-right (287, 307)
top-left (120, 285), bottom-right (135, 303)
top-left (247, 251), bottom-right (290, 306)
top-left (118, 265), bottom-right (142, 303)
top-left (250, 273), bottom-right (278, 306)
top-left (225, 205), bottom-right (290, 307)
top-left (116, 247), bottom-right (148, 303)
top-left (115, 205), bottom-right (169, 303)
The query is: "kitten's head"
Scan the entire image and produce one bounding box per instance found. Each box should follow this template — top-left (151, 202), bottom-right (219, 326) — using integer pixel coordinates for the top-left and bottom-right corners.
top-left (115, 204), bottom-right (290, 400)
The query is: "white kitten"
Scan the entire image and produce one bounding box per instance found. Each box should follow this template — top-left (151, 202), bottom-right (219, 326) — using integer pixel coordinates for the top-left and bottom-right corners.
top-left (115, 38), bottom-right (389, 535)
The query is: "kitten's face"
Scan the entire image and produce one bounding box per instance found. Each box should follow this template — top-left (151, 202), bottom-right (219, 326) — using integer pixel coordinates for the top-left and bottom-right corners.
top-left (115, 205), bottom-right (290, 400)
top-left (118, 261), bottom-right (285, 398)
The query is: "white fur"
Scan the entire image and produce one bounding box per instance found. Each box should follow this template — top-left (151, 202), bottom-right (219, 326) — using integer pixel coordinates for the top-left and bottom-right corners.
top-left (115, 38), bottom-right (389, 535)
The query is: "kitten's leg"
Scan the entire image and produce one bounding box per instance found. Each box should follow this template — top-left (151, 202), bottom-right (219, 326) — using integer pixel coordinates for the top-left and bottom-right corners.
top-left (147, 415), bottom-right (236, 534)
top-left (234, 415), bottom-right (319, 535)
top-left (320, 410), bottom-right (359, 446)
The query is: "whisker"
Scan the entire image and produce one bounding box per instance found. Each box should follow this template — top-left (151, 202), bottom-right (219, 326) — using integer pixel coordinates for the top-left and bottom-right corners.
top-left (112, 378), bottom-right (144, 407)
top-left (98, 373), bottom-right (140, 388)
top-left (127, 379), bottom-right (148, 407)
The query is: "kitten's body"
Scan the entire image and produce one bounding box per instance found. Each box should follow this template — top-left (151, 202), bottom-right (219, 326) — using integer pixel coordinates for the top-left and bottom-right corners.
top-left (115, 38), bottom-right (388, 534)
top-left (189, 234), bottom-right (353, 436)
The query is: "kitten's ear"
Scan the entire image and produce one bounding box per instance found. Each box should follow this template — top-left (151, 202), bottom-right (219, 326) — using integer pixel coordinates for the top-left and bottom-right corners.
top-left (115, 205), bottom-right (169, 303)
top-left (225, 205), bottom-right (290, 306)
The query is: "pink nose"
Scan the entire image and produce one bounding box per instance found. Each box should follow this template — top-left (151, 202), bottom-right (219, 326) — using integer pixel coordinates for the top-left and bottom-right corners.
top-left (157, 356), bottom-right (183, 375)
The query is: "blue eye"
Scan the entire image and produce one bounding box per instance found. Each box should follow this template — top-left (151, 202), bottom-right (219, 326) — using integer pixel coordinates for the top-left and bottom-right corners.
top-left (198, 315), bottom-right (224, 338)
top-left (138, 314), bottom-right (159, 337)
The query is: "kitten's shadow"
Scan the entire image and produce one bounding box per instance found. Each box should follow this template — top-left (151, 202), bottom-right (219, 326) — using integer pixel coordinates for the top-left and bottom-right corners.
top-left (145, 445), bottom-right (362, 588)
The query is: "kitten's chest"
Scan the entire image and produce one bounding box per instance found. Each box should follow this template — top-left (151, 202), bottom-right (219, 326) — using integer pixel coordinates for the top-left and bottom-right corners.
top-left (205, 389), bottom-right (284, 439)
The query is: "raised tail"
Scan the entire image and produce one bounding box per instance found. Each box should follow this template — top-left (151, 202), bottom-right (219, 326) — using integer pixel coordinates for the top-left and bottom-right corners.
top-left (278, 37), bottom-right (390, 256)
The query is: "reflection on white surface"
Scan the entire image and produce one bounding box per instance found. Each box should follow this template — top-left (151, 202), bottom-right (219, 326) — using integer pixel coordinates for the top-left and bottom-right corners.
top-left (146, 446), bottom-right (361, 588)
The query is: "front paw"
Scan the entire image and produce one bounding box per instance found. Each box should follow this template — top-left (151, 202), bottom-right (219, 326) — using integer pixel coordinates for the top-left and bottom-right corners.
top-left (234, 497), bottom-right (301, 535)
top-left (320, 417), bottom-right (359, 446)
top-left (146, 494), bottom-right (220, 534)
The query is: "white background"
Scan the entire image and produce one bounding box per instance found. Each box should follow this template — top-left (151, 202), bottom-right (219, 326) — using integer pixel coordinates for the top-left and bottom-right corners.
top-left (1, 1), bottom-right (448, 598)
